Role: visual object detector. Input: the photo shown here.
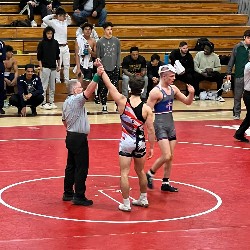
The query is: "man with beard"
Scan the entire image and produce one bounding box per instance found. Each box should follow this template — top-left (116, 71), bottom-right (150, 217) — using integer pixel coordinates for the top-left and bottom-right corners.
top-left (169, 41), bottom-right (195, 97)
top-left (227, 30), bottom-right (250, 120)
top-left (193, 42), bottom-right (225, 102)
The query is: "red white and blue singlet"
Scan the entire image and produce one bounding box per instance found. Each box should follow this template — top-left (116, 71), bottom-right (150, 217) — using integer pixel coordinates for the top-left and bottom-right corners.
top-left (119, 99), bottom-right (146, 158)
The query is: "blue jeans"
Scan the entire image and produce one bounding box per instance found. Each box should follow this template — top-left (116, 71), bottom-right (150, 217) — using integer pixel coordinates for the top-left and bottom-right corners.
top-left (73, 8), bottom-right (107, 26)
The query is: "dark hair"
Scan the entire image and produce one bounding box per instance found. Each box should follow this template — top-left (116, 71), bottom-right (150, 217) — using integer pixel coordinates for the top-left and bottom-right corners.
top-left (44, 26), bottom-right (55, 34)
top-left (204, 42), bottom-right (214, 52)
top-left (244, 30), bottom-right (250, 38)
top-left (151, 53), bottom-right (160, 62)
top-left (81, 22), bottom-right (93, 30)
top-left (179, 41), bottom-right (187, 47)
top-left (102, 22), bottom-right (113, 29)
top-left (129, 76), bottom-right (145, 96)
top-left (5, 45), bottom-right (14, 52)
top-left (55, 7), bottom-right (66, 15)
top-left (130, 46), bottom-right (139, 53)
top-left (25, 64), bottom-right (35, 70)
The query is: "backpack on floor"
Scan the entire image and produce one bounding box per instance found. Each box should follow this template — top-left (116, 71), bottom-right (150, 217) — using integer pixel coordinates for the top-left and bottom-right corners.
top-left (10, 19), bottom-right (31, 27)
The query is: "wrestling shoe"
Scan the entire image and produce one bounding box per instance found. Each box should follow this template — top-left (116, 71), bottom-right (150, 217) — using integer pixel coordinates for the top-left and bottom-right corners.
top-left (161, 183), bottom-right (178, 192)
top-left (132, 198), bottom-right (149, 207)
top-left (118, 204), bottom-right (131, 212)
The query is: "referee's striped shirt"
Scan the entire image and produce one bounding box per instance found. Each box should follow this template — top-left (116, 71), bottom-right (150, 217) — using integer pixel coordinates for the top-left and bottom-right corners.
top-left (62, 93), bottom-right (90, 134)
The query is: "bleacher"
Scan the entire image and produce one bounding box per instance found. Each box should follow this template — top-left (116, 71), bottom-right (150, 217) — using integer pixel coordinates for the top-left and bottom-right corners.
top-left (0, 0), bottom-right (248, 101)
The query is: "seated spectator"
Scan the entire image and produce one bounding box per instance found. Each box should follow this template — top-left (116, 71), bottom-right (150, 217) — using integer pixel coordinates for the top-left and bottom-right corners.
top-left (122, 47), bottom-right (148, 101)
top-left (73, 0), bottom-right (107, 27)
top-left (193, 42), bottom-right (225, 102)
top-left (146, 53), bottom-right (164, 98)
top-left (4, 45), bottom-right (18, 95)
top-left (19, 0), bottom-right (61, 27)
top-left (169, 41), bottom-right (195, 96)
top-left (9, 64), bottom-right (44, 116)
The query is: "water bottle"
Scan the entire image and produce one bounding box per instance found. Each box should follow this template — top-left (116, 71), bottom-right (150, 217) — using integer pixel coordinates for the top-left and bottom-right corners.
top-left (84, 43), bottom-right (89, 55)
top-left (164, 53), bottom-right (169, 64)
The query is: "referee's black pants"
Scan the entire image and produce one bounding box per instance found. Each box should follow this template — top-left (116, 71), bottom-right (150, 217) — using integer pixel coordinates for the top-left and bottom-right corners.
top-left (64, 131), bottom-right (89, 199)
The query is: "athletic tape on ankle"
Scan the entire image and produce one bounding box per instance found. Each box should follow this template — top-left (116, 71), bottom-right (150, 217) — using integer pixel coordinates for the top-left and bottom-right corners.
top-left (92, 73), bottom-right (100, 83)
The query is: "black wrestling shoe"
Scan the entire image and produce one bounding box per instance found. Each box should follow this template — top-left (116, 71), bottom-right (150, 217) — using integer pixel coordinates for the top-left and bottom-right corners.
top-left (234, 134), bottom-right (249, 142)
top-left (161, 183), bottom-right (178, 192)
top-left (72, 197), bottom-right (93, 206)
top-left (146, 173), bottom-right (154, 189)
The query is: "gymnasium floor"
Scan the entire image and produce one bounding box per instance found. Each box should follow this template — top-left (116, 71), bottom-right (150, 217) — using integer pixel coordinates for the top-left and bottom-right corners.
top-left (0, 98), bottom-right (250, 250)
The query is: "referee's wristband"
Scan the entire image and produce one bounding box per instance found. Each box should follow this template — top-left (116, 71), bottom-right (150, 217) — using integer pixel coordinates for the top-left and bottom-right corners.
top-left (92, 73), bottom-right (100, 83)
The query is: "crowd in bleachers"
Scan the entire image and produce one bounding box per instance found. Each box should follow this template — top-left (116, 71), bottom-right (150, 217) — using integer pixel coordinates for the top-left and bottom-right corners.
top-left (0, 0), bottom-right (249, 119)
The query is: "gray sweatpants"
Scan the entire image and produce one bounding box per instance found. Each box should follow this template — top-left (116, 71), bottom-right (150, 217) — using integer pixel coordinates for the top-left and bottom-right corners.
top-left (41, 67), bottom-right (56, 104)
top-left (234, 77), bottom-right (244, 117)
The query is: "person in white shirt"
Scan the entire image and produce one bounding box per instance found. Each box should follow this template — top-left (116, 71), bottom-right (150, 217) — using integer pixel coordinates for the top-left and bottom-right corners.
top-left (43, 7), bottom-right (71, 84)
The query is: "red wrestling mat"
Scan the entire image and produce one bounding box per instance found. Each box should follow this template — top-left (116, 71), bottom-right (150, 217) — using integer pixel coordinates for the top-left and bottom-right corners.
top-left (0, 121), bottom-right (250, 249)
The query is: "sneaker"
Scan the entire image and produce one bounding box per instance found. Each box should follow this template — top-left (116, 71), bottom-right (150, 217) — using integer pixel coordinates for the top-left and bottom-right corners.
top-left (233, 115), bottom-right (240, 120)
top-left (72, 197), bottom-right (93, 206)
top-left (50, 103), bottom-right (58, 109)
top-left (216, 96), bottom-right (225, 102)
top-left (62, 194), bottom-right (74, 201)
top-left (118, 204), bottom-right (131, 212)
top-left (40, 103), bottom-right (52, 110)
top-left (233, 134), bottom-right (249, 142)
top-left (31, 20), bottom-right (37, 27)
top-left (0, 108), bottom-right (5, 114)
top-left (132, 198), bottom-right (149, 207)
top-left (161, 183), bottom-right (178, 192)
top-left (56, 78), bottom-right (61, 83)
top-left (94, 95), bottom-right (100, 104)
top-left (102, 105), bottom-right (108, 114)
top-left (146, 173), bottom-right (154, 189)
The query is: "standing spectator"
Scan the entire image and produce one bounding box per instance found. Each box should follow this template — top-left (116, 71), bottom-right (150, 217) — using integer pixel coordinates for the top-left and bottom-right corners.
top-left (4, 45), bottom-right (18, 96)
top-left (98, 64), bottom-right (155, 212)
top-left (122, 47), bottom-right (148, 101)
top-left (227, 30), bottom-right (250, 120)
top-left (96, 22), bottom-right (120, 113)
top-left (146, 53), bottom-right (164, 98)
top-left (75, 22), bottom-right (97, 80)
top-left (42, 7), bottom-right (71, 84)
top-left (193, 42), bottom-right (225, 102)
top-left (169, 41), bottom-right (195, 96)
top-left (37, 26), bottom-right (60, 110)
top-left (234, 61), bottom-right (250, 142)
top-left (73, 0), bottom-right (107, 27)
top-left (9, 64), bottom-right (44, 116)
top-left (62, 63), bottom-right (102, 205)
top-left (146, 65), bottom-right (194, 192)
top-left (0, 39), bottom-right (6, 114)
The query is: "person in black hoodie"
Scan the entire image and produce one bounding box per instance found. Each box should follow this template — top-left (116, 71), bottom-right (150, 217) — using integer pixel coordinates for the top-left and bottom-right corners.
top-left (37, 26), bottom-right (60, 110)
top-left (169, 41), bottom-right (195, 96)
top-left (9, 64), bottom-right (44, 116)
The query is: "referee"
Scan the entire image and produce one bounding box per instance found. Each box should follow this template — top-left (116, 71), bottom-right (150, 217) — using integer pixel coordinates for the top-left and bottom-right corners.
top-left (62, 68), bottom-right (101, 206)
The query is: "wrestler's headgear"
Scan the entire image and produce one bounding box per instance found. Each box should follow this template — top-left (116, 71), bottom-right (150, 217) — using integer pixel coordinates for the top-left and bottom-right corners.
top-left (158, 64), bottom-right (177, 76)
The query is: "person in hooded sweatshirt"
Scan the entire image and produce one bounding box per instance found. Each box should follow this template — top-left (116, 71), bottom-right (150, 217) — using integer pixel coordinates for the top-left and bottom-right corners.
top-left (37, 26), bottom-right (60, 110)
